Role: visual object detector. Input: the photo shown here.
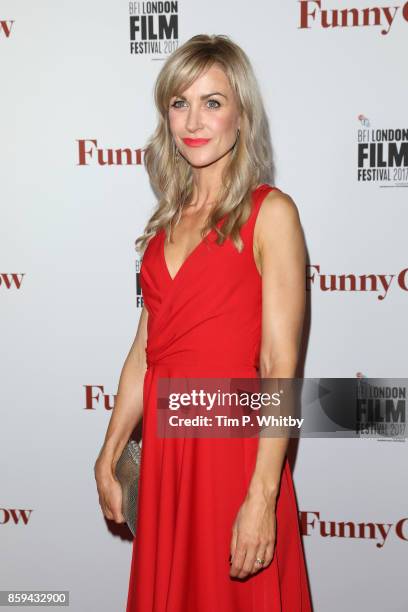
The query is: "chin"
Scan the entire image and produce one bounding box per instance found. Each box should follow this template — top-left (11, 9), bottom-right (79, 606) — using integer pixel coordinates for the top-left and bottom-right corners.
top-left (186, 156), bottom-right (219, 168)
top-left (181, 149), bottom-right (213, 162)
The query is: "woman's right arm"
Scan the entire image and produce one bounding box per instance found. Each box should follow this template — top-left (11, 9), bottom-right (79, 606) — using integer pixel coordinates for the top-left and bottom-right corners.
top-left (93, 305), bottom-right (149, 523)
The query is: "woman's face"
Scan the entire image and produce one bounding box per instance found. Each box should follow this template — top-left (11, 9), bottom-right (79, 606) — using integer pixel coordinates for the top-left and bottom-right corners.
top-left (168, 63), bottom-right (241, 168)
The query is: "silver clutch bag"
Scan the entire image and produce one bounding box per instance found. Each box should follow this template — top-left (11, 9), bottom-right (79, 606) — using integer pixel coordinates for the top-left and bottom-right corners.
top-left (114, 439), bottom-right (142, 536)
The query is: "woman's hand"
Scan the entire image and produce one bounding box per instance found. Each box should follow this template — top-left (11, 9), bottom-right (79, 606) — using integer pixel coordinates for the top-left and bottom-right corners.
top-left (229, 490), bottom-right (276, 579)
top-left (94, 458), bottom-right (125, 525)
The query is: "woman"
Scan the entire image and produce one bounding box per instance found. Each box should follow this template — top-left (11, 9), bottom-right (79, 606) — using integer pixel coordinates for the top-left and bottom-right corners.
top-left (94, 34), bottom-right (313, 611)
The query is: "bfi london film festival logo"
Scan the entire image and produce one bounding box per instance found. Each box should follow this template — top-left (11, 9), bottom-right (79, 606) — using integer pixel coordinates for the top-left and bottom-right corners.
top-left (357, 115), bottom-right (408, 186)
top-left (298, 0), bottom-right (408, 35)
top-left (356, 380), bottom-right (406, 440)
top-left (129, 1), bottom-right (179, 56)
top-left (136, 259), bottom-right (144, 308)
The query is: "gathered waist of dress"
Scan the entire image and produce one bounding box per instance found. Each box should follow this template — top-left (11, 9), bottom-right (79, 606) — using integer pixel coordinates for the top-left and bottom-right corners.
top-left (145, 349), bottom-right (259, 374)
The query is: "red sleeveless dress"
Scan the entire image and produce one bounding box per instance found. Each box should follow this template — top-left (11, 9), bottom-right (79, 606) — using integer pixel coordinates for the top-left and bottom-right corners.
top-left (126, 184), bottom-right (312, 611)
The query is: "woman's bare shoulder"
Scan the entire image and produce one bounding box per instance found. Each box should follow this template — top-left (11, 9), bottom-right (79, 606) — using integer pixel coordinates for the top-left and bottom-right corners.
top-left (254, 189), bottom-right (301, 250)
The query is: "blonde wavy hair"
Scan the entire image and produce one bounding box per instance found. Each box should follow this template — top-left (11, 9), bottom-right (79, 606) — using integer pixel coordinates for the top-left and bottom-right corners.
top-left (135, 33), bottom-right (274, 256)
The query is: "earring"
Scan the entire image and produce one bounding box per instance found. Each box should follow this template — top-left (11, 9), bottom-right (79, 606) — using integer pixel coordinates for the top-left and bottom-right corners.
top-left (233, 128), bottom-right (240, 149)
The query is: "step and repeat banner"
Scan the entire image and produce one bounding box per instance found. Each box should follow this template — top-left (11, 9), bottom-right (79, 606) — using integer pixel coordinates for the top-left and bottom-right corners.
top-left (1, 1), bottom-right (407, 611)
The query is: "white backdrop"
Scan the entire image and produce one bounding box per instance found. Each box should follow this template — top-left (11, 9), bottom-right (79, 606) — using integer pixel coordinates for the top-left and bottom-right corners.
top-left (1, 1), bottom-right (407, 610)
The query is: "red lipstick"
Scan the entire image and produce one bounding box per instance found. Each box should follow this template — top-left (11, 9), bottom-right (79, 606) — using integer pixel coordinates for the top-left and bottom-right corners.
top-left (182, 138), bottom-right (211, 147)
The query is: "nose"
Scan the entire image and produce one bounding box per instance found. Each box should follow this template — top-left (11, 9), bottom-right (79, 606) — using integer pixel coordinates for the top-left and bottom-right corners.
top-left (185, 103), bottom-right (203, 133)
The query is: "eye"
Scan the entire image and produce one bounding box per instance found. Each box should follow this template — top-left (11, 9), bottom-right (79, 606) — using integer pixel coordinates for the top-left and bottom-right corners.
top-left (207, 99), bottom-right (221, 109)
top-left (170, 99), bottom-right (186, 109)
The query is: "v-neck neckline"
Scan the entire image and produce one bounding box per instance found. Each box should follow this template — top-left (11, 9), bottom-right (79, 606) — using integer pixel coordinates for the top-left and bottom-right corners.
top-left (160, 184), bottom-right (266, 283)
top-left (161, 226), bottom-right (215, 283)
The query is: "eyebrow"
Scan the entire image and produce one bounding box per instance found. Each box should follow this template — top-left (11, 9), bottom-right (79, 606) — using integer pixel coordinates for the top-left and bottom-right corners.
top-left (172, 92), bottom-right (228, 100)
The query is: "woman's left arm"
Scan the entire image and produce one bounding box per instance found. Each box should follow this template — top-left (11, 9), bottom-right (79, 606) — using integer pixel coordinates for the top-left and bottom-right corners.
top-left (229, 190), bottom-right (306, 579)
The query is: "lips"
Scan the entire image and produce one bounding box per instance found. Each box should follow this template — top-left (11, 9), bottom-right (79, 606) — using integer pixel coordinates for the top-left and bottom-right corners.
top-left (182, 138), bottom-right (211, 147)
